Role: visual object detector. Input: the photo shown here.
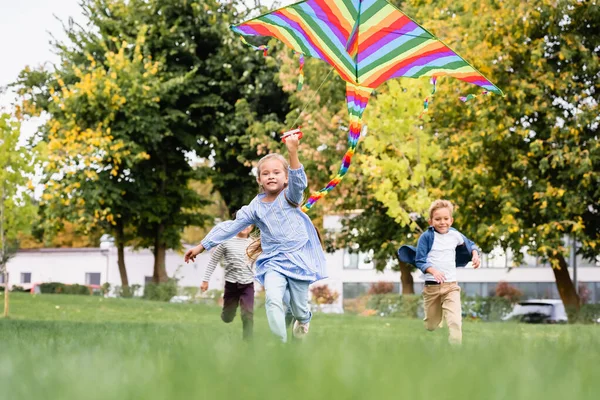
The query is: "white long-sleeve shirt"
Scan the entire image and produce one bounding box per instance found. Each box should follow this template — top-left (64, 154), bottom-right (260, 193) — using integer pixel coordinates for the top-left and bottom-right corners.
top-left (203, 236), bottom-right (254, 284)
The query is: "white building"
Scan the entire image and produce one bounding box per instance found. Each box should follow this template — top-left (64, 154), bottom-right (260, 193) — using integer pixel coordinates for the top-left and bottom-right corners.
top-left (5, 216), bottom-right (600, 306)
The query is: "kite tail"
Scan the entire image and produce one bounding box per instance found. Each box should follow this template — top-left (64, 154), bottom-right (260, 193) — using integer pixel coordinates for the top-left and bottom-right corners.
top-left (302, 83), bottom-right (373, 213)
top-left (419, 76), bottom-right (437, 118)
top-left (293, 51), bottom-right (305, 91)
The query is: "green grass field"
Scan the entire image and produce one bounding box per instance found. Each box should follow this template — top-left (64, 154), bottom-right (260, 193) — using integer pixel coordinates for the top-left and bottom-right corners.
top-left (1, 293), bottom-right (598, 400)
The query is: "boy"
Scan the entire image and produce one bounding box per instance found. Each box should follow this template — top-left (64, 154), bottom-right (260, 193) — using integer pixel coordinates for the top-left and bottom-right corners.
top-left (202, 225), bottom-right (255, 340)
top-left (397, 200), bottom-right (480, 344)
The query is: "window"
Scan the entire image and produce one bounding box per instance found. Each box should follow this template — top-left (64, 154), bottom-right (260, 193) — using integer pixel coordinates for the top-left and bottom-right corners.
top-left (343, 248), bottom-right (374, 269)
top-left (85, 273), bottom-right (101, 286)
top-left (462, 282), bottom-right (482, 297)
top-left (0, 274), bottom-right (5, 284)
top-left (520, 283), bottom-right (539, 299)
top-left (20, 273), bottom-right (32, 284)
top-left (537, 283), bottom-right (558, 299)
top-left (145, 276), bottom-right (154, 285)
top-left (342, 283), bottom-right (371, 299)
top-left (343, 249), bottom-right (359, 269)
top-left (580, 282), bottom-right (596, 304)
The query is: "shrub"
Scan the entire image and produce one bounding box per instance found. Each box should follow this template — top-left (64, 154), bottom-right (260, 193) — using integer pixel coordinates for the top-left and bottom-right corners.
top-left (180, 286), bottom-right (200, 299)
top-left (495, 281), bottom-right (523, 303)
top-left (462, 295), bottom-right (513, 321)
top-left (38, 282), bottom-right (91, 295)
top-left (567, 304), bottom-right (600, 324)
top-left (311, 285), bottom-right (339, 305)
top-left (143, 279), bottom-right (178, 302)
top-left (368, 282), bottom-right (394, 295)
top-left (343, 296), bottom-right (369, 314)
top-left (365, 294), bottom-right (422, 318)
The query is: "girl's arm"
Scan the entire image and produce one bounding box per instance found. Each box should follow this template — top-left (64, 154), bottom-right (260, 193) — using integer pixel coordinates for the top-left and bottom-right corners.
top-left (286, 134), bottom-right (301, 169)
top-left (284, 134), bottom-right (307, 205)
top-left (185, 205), bottom-right (255, 263)
top-left (201, 205), bottom-right (255, 251)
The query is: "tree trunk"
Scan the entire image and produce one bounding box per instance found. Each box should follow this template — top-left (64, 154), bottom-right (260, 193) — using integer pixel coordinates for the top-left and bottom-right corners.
top-left (551, 253), bottom-right (580, 311)
top-left (115, 220), bottom-right (129, 289)
top-left (3, 269), bottom-right (8, 318)
top-left (399, 261), bottom-right (415, 295)
top-left (153, 223), bottom-right (168, 283)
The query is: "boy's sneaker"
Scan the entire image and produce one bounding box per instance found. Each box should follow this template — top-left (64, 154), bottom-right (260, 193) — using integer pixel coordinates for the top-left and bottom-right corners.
top-left (292, 320), bottom-right (310, 339)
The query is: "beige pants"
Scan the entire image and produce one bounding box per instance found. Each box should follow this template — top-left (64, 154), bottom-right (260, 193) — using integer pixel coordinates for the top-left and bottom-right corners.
top-left (423, 282), bottom-right (462, 344)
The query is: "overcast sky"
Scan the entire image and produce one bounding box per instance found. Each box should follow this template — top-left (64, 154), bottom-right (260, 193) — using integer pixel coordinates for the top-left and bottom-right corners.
top-left (0, 0), bottom-right (85, 108)
top-left (0, 0), bottom-right (282, 139)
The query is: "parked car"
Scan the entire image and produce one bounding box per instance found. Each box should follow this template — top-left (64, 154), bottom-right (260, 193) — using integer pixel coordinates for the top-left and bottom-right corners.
top-left (502, 299), bottom-right (568, 324)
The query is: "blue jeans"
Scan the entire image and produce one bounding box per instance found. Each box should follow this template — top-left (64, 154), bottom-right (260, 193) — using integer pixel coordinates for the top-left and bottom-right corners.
top-left (264, 270), bottom-right (312, 342)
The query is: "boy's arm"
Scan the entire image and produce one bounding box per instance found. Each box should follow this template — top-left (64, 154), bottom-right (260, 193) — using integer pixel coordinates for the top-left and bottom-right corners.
top-left (415, 234), bottom-right (431, 273)
top-left (459, 232), bottom-right (481, 268)
top-left (203, 244), bottom-right (225, 284)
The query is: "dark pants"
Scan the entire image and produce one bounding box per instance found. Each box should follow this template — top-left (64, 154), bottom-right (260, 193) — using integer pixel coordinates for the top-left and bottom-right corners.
top-left (222, 281), bottom-right (254, 340)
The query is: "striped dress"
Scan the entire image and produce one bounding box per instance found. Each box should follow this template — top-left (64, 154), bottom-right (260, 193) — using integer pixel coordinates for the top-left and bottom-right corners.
top-left (203, 237), bottom-right (254, 284)
top-left (201, 165), bottom-right (327, 285)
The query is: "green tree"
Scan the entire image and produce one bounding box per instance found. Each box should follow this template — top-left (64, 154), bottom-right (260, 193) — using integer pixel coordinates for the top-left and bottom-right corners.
top-left (331, 79), bottom-right (440, 292)
top-left (15, 29), bottom-right (171, 291)
top-left (402, 0), bottom-right (600, 310)
top-left (14, 0), bottom-right (288, 283)
top-left (0, 113), bottom-right (37, 316)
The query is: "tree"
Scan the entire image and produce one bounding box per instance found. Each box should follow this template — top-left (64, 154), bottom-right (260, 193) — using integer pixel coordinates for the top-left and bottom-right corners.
top-left (15, 28), bottom-right (170, 291)
top-left (401, 0), bottom-right (600, 310)
top-left (14, 0), bottom-right (288, 283)
top-left (0, 113), bottom-right (37, 316)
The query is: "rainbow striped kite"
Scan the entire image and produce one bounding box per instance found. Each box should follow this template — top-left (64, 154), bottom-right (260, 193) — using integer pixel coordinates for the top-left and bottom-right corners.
top-left (231, 0), bottom-right (503, 212)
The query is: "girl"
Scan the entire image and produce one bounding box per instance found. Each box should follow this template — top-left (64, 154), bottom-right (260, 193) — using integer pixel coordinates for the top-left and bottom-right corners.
top-left (184, 134), bottom-right (326, 342)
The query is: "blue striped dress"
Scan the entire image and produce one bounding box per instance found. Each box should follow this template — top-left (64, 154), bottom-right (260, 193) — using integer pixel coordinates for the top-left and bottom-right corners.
top-left (201, 165), bottom-right (327, 285)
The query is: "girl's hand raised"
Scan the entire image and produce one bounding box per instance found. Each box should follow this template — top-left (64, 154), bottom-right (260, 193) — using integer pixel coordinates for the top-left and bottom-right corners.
top-left (285, 133), bottom-right (300, 153)
top-left (285, 134), bottom-right (301, 169)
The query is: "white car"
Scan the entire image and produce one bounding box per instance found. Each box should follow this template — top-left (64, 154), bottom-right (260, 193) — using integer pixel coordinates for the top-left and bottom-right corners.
top-left (502, 299), bottom-right (568, 324)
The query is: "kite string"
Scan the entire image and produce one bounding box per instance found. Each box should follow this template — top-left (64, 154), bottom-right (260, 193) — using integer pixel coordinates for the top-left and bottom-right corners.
top-left (288, 67), bottom-right (334, 130)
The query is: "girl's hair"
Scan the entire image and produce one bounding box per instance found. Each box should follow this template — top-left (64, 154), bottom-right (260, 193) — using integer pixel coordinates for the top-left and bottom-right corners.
top-left (246, 154), bottom-right (321, 261)
top-left (246, 235), bottom-right (262, 262)
top-left (429, 199), bottom-right (454, 219)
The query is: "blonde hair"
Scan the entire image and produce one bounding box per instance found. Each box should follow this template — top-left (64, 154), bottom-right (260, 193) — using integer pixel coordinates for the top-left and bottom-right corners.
top-left (429, 199), bottom-right (454, 219)
top-left (246, 235), bottom-right (262, 262)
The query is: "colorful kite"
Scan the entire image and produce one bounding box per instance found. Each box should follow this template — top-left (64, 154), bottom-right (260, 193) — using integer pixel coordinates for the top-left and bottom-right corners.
top-left (231, 0), bottom-right (503, 212)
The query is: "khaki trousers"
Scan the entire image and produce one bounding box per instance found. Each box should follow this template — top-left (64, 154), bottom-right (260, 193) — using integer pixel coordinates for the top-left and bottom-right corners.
top-left (423, 282), bottom-right (462, 344)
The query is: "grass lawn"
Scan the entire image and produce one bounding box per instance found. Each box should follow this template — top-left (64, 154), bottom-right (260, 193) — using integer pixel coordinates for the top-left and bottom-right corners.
top-left (1, 292), bottom-right (598, 400)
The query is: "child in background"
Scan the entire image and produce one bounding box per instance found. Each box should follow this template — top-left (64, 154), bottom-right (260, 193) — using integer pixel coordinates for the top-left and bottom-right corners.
top-left (398, 200), bottom-right (481, 344)
top-left (201, 225), bottom-right (254, 340)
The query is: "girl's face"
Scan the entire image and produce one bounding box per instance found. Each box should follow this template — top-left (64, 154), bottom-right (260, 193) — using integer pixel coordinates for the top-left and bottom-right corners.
top-left (429, 207), bottom-right (453, 234)
top-left (257, 158), bottom-right (288, 194)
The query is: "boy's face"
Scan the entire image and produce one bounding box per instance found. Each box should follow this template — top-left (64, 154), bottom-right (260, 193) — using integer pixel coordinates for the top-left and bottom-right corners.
top-left (429, 207), bottom-right (453, 234)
